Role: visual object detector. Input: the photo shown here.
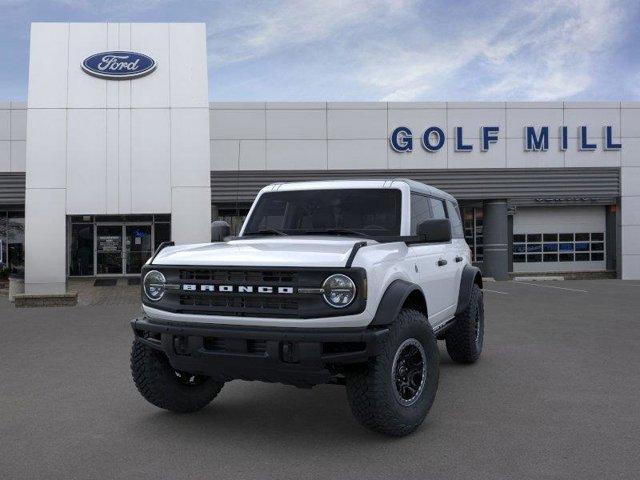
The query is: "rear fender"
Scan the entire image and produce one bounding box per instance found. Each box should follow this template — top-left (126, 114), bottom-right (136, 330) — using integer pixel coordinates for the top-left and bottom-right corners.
top-left (455, 265), bottom-right (483, 315)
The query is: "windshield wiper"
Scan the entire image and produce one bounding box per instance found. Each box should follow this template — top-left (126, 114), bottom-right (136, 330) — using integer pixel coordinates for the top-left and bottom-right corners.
top-left (244, 229), bottom-right (288, 236)
top-left (300, 228), bottom-right (371, 238)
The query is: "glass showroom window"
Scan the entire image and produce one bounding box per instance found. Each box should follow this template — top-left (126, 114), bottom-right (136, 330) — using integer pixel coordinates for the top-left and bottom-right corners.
top-left (0, 211), bottom-right (25, 275)
top-left (513, 233), bottom-right (605, 263)
top-left (462, 207), bottom-right (483, 262)
top-left (218, 207), bottom-right (250, 235)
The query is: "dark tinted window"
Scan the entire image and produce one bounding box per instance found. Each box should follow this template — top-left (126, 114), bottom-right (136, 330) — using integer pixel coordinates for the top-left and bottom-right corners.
top-left (430, 198), bottom-right (447, 219)
top-left (410, 194), bottom-right (431, 235)
top-left (445, 200), bottom-right (464, 238)
top-left (244, 189), bottom-right (402, 236)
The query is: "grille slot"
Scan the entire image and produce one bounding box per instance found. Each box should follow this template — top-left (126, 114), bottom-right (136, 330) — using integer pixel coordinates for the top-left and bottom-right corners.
top-left (202, 337), bottom-right (267, 356)
top-left (179, 269), bottom-right (297, 284)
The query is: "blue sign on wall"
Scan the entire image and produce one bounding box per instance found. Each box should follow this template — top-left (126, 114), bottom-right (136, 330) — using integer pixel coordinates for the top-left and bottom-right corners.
top-left (390, 125), bottom-right (622, 152)
top-left (82, 51), bottom-right (156, 80)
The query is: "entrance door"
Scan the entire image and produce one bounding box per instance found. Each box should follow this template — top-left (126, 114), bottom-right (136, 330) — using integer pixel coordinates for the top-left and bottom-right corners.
top-left (125, 225), bottom-right (153, 274)
top-left (96, 225), bottom-right (124, 275)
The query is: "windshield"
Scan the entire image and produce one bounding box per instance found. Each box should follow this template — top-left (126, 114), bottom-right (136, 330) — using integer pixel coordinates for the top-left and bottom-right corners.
top-left (243, 189), bottom-right (402, 237)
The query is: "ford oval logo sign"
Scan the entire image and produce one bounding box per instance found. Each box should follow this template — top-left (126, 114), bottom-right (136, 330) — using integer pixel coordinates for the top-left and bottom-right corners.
top-left (82, 51), bottom-right (156, 80)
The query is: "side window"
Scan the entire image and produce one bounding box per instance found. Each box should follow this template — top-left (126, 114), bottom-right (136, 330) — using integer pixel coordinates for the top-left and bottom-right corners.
top-left (446, 200), bottom-right (464, 238)
top-left (429, 198), bottom-right (447, 219)
top-left (410, 193), bottom-right (431, 234)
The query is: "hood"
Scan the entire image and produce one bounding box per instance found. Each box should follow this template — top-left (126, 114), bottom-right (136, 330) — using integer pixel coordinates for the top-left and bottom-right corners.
top-left (151, 236), bottom-right (369, 268)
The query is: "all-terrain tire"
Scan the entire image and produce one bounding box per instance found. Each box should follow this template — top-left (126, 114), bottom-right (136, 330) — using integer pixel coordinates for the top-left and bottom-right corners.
top-left (131, 340), bottom-right (224, 413)
top-left (445, 283), bottom-right (484, 363)
top-left (345, 309), bottom-right (439, 436)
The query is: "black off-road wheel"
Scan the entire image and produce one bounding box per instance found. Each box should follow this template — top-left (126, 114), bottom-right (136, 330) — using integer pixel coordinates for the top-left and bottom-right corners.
top-left (445, 283), bottom-right (484, 363)
top-left (131, 340), bottom-right (224, 413)
top-left (345, 309), bottom-right (439, 437)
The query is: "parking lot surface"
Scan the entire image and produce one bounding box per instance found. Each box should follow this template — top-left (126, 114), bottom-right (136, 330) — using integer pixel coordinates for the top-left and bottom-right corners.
top-left (1, 280), bottom-right (639, 480)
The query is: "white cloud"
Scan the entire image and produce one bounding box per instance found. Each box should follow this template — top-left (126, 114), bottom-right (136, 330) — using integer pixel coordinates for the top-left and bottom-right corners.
top-left (208, 0), bottom-right (413, 66)
top-left (356, 0), bottom-right (627, 101)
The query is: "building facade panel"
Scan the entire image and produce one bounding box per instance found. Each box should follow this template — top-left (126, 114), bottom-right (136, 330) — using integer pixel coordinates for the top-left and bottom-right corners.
top-left (67, 23), bottom-right (108, 109)
top-left (66, 108), bottom-right (108, 214)
top-left (25, 109), bottom-right (67, 189)
top-left (27, 23), bottom-right (68, 108)
top-left (130, 23), bottom-right (171, 109)
top-left (327, 109), bottom-right (387, 139)
top-left (266, 108), bottom-right (326, 140)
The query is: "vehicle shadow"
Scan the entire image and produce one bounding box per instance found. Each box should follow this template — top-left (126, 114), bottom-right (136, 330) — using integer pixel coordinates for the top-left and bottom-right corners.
top-left (126, 345), bottom-right (459, 445)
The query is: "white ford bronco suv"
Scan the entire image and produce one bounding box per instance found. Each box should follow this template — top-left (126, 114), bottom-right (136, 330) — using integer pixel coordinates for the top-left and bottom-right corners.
top-left (131, 179), bottom-right (484, 436)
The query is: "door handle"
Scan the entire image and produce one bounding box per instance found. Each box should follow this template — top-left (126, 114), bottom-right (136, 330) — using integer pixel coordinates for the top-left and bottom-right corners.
top-left (437, 258), bottom-right (447, 267)
top-left (455, 256), bottom-right (463, 263)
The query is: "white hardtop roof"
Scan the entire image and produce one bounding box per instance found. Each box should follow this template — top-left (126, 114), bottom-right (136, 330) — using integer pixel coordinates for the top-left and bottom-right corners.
top-left (262, 179), bottom-right (456, 203)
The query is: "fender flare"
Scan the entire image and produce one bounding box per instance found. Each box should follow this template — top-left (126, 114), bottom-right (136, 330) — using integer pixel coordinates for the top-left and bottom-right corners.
top-left (455, 264), bottom-right (483, 315)
top-left (370, 279), bottom-right (427, 326)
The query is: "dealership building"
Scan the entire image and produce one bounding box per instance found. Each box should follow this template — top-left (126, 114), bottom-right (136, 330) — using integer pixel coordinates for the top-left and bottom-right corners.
top-left (1, 22), bottom-right (640, 296)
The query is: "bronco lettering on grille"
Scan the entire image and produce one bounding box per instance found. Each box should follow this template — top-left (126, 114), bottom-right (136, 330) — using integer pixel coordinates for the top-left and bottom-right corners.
top-left (181, 284), bottom-right (295, 294)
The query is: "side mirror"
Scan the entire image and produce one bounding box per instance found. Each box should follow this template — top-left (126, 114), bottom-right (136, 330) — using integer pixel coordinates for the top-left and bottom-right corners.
top-left (211, 220), bottom-right (231, 242)
top-left (417, 218), bottom-right (452, 243)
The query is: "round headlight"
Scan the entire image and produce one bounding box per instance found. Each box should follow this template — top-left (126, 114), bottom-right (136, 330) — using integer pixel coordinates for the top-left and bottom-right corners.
top-left (143, 270), bottom-right (166, 302)
top-left (322, 274), bottom-right (356, 308)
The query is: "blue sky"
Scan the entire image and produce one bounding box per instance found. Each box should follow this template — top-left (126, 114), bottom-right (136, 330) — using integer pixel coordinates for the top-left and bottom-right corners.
top-left (1, 0), bottom-right (639, 101)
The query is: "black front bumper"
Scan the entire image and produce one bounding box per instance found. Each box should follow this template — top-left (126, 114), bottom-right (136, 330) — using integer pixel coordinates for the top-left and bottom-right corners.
top-left (131, 317), bottom-right (388, 387)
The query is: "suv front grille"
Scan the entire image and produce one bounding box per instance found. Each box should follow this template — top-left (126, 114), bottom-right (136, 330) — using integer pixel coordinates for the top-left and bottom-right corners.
top-left (143, 266), bottom-right (366, 319)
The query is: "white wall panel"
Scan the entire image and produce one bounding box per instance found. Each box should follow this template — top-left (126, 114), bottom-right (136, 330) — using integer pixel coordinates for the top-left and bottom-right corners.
top-left (10, 141), bottom-right (26, 172)
top-left (25, 109), bottom-right (67, 189)
top-left (388, 148), bottom-right (428, 170)
top-left (506, 108), bottom-right (563, 138)
top-left (266, 109), bottom-right (326, 139)
top-left (621, 138), bottom-right (640, 167)
top-left (0, 141), bottom-right (9, 171)
top-left (130, 108), bottom-right (171, 212)
top-left (621, 255), bottom-right (640, 279)
top-left (67, 23), bottom-right (108, 109)
top-left (328, 140), bottom-right (387, 169)
top-left (387, 108), bottom-right (447, 141)
top-left (328, 109), bottom-right (387, 139)
top-left (10, 109), bottom-right (27, 140)
top-left (621, 225), bottom-right (640, 255)
top-left (0, 110), bottom-right (9, 140)
top-left (621, 196), bottom-right (640, 226)
top-left (621, 108), bottom-right (640, 138)
top-left (211, 140), bottom-right (239, 170)
top-left (117, 109), bottom-right (132, 213)
top-left (564, 144), bottom-right (620, 167)
top-left (105, 109), bottom-right (119, 213)
top-left (131, 23), bottom-right (170, 108)
top-left (106, 23), bottom-right (119, 108)
top-left (171, 186), bottom-right (211, 244)
top-left (210, 110), bottom-right (265, 140)
top-left (621, 166), bottom-right (640, 196)
top-left (28, 23), bottom-right (68, 108)
top-left (24, 188), bottom-right (66, 294)
top-left (118, 23), bottom-right (132, 109)
top-left (171, 108), bottom-right (210, 187)
top-left (564, 107), bottom-right (620, 138)
top-left (446, 138), bottom-right (506, 169)
top-left (447, 108), bottom-right (506, 140)
top-left (266, 140), bottom-right (327, 170)
top-left (506, 138), bottom-right (564, 168)
top-left (239, 140), bottom-right (266, 170)
top-left (66, 109), bottom-right (107, 214)
top-left (169, 23), bottom-right (208, 107)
